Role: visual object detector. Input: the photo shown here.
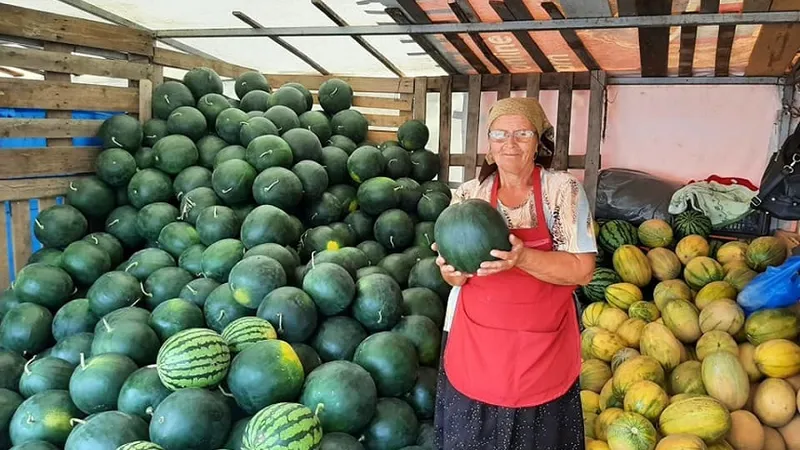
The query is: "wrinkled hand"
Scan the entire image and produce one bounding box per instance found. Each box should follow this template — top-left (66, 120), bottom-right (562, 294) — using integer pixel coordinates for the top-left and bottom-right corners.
top-left (432, 243), bottom-right (471, 286)
top-left (477, 234), bottom-right (525, 276)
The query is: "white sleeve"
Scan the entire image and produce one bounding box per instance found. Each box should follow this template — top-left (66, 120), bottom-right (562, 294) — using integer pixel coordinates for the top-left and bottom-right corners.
top-left (443, 286), bottom-right (460, 332)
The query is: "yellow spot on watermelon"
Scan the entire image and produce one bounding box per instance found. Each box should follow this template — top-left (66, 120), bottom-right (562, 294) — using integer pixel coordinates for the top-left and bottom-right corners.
top-left (350, 171), bottom-right (361, 183)
top-left (44, 411), bottom-right (72, 432)
top-left (278, 341), bottom-right (302, 365)
top-left (232, 287), bottom-right (252, 307)
top-left (348, 200), bottom-right (358, 213)
top-left (326, 241), bottom-right (340, 252)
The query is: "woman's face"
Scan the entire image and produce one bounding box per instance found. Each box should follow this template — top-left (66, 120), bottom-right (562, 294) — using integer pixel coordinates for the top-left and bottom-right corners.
top-left (488, 114), bottom-right (538, 173)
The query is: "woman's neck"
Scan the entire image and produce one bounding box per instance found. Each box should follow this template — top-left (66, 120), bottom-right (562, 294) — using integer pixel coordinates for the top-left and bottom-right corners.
top-left (497, 163), bottom-right (535, 189)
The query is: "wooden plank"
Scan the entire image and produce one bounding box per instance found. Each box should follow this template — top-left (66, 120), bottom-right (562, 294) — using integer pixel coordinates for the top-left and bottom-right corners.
top-left (267, 74), bottom-right (415, 94)
top-left (450, 153), bottom-right (586, 169)
top-left (489, 0), bottom-right (556, 72)
top-left (0, 147), bottom-right (101, 179)
top-left (152, 48), bottom-right (254, 80)
top-left (745, 0), bottom-right (800, 76)
top-left (526, 73), bottom-right (541, 98)
top-left (679, 21), bottom-right (698, 77)
top-left (0, 205), bottom-right (8, 289)
top-left (413, 78), bottom-right (428, 121)
top-left (0, 46), bottom-right (154, 80)
top-left (364, 113), bottom-right (412, 128)
top-left (554, 74), bottom-right (574, 171)
top-left (10, 200), bottom-right (32, 272)
top-left (497, 74), bottom-right (512, 99)
top-left (443, 33), bottom-right (490, 74)
top-left (139, 80), bottom-right (153, 123)
top-left (635, 0), bottom-right (673, 77)
top-left (43, 43), bottom-right (73, 148)
top-left (38, 198), bottom-right (57, 212)
top-left (557, 0), bottom-right (612, 17)
top-left (435, 72), bottom-right (592, 92)
top-left (0, 3), bottom-right (153, 56)
top-left (0, 119), bottom-right (103, 138)
top-left (464, 75), bottom-right (481, 182)
top-left (0, 177), bottom-right (88, 203)
top-left (438, 77), bottom-right (453, 183)
top-left (0, 79), bottom-right (138, 112)
top-left (715, 25), bottom-right (737, 76)
top-left (541, 2), bottom-right (601, 70)
top-left (743, 0), bottom-right (774, 11)
top-left (449, 0), bottom-right (510, 73)
top-left (584, 70), bottom-right (606, 213)
top-left (384, 7), bottom-right (459, 76)
top-left (366, 130), bottom-right (397, 144)
top-left (149, 65), bottom-right (165, 87)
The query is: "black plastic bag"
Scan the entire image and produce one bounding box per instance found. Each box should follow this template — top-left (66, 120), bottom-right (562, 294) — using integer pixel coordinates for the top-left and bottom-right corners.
top-left (595, 168), bottom-right (682, 225)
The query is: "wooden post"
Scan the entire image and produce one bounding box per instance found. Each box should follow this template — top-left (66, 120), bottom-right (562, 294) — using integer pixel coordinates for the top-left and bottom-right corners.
top-left (554, 73), bottom-right (574, 171)
top-left (138, 79), bottom-right (153, 123)
top-left (43, 42), bottom-right (74, 148)
top-left (10, 200), bottom-right (31, 273)
top-left (584, 70), bottom-right (607, 214)
top-left (526, 73), bottom-right (541, 98)
top-left (438, 76), bottom-right (453, 183)
top-left (464, 75), bottom-right (482, 182)
top-left (497, 74), bottom-right (511, 99)
top-left (0, 206), bottom-right (8, 289)
top-left (413, 77), bottom-right (428, 122)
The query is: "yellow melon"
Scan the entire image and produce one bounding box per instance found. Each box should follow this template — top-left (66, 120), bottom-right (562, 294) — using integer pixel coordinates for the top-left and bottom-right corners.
top-left (659, 396), bottom-right (732, 444)
top-left (696, 330), bottom-right (739, 361)
top-left (617, 318), bottom-right (647, 348)
top-left (606, 283), bottom-right (645, 311)
top-left (598, 307), bottom-right (630, 333)
top-left (738, 343), bottom-right (765, 383)
top-left (669, 360), bottom-right (706, 395)
top-left (753, 378), bottom-right (796, 428)
top-left (724, 265), bottom-right (758, 292)
top-left (585, 411), bottom-right (598, 439)
top-left (763, 426), bottom-right (787, 450)
top-left (662, 299), bottom-right (703, 344)
top-left (581, 359), bottom-right (613, 393)
top-left (613, 355), bottom-right (667, 396)
top-left (701, 350), bottom-right (751, 411)
top-left (613, 245), bottom-right (654, 288)
top-left (588, 439), bottom-right (612, 450)
top-left (600, 378), bottom-right (624, 411)
top-left (595, 407), bottom-right (625, 441)
top-left (744, 308), bottom-right (800, 346)
top-left (648, 247), bottom-right (683, 281)
top-left (623, 380), bottom-right (669, 422)
top-left (589, 328), bottom-right (628, 362)
top-left (656, 434), bottom-right (708, 450)
top-left (725, 410), bottom-right (765, 450)
top-left (754, 339), bottom-right (800, 379)
top-left (629, 301), bottom-right (661, 323)
top-left (694, 281), bottom-right (738, 310)
top-left (716, 241), bottom-right (749, 266)
top-left (640, 322), bottom-right (685, 371)
top-left (778, 415), bottom-right (800, 450)
top-left (654, 280), bottom-right (693, 311)
top-left (683, 256), bottom-right (725, 291)
top-left (699, 299), bottom-right (745, 335)
top-left (676, 235), bottom-right (711, 265)
top-left (583, 390), bottom-right (602, 415)
top-left (583, 302), bottom-right (609, 328)
top-left (612, 347), bottom-right (642, 373)
top-left (707, 442), bottom-right (735, 450)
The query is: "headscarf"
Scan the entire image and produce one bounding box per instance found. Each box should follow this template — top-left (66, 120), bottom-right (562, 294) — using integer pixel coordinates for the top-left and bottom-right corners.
top-left (479, 97), bottom-right (556, 182)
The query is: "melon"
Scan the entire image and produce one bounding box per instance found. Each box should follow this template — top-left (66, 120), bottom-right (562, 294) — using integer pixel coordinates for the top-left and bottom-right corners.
top-left (607, 412), bottom-right (658, 450)
top-left (654, 280), bottom-right (693, 311)
top-left (753, 378), bottom-right (796, 428)
top-left (725, 410), bottom-right (765, 450)
top-left (598, 307), bottom-right (630, 333)
top-left (616, 318), bottom-right (647, 348)
top-left (581, 359), bottom-right (613, 393)
top-left (737, 343), bottom-right (763, 383)
top-left (778, 416), bottom-right (800, 450)
top-left (716, 241), bottom-right (748, 266)
top-left (589, 439), bottom-right (612, 450)
top-left (595, 407), bottom-right (625, 441)
top-left (613, 355), bottom-right (666, 397)
top-left (583, 302), bottom-right (609, 328)
top-left (655, 434), bottom-right (707, 450)
top-left (587, 328), bottom-right (628, 362)
top-left (628, 301), bottom-right (661, 323)
top-left (744, 308), bottom-right (800, 346)
top-left (669, 360), bottom-right (706, 395)
top-left (694, 281), bottom-right (738, 310)
top-left (659, 396), bottom-right (732, 443)
top-left (763, 426), bottom-right (787, 450)
top-left (707, 442), bottom-right (735, 450)
top-left (683, 257), bottom-right (724, 291)
top-left (675, 235), bottom-right (710, 265)
top-left (696, 330), bottom-right (739, 361)
top-left (640, 322), bottom-right (684, 371)
top-left (611, 347), bottom-right (641, 372)
top-left (746, 236), bottom-right (786, 272)
top-left (623, 380), bottom-right (669, 422)
top-left (724, 266), bottom-right (758, 292)
top-left (701, 351), bottom-right (750, 411)
top-left (613, 245), bottom-right (653, 288)
top-left (698, 299), bottom-right (745, 335)
top-left (638, 219), bottom-right (674, 248)
top-left (661, 299), bottom-right (702, 344)
top-left (647, 248), bottom-right (682, 281)
top-left (585, 412), bottom-right (598, 439)
top-left (600, 378), bottom-right (624, 411)
top-left (606, 283), bottom-right (644, 311)
top-left (582, 390), bottom-right (602, 415)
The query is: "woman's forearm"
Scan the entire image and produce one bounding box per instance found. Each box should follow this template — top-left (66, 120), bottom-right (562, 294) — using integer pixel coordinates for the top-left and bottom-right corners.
top-left (515, 248), bottom-right (595, 286)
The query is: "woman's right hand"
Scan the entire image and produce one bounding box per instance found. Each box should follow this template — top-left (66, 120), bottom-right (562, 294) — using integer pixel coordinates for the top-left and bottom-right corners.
top-left (432, 243), bottom-right (470, 287)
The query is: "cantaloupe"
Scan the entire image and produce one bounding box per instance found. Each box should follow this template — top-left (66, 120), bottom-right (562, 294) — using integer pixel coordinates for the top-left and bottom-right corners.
top-left (753, 378), bottom-right (796, 428)
top-left (699, 299), bottom-right (745, 334)
top-left (597, 307), bottom-right (630, 333)
top-left (623, 380), bottom-right (669, 422)
top-left (716, 241), bottom-right (749, 266)
top-left (595, 407), bottom-right (625, 441)
top-left (613, 355), bottom-right (667, 396)
top-left (694, 281), bottom-right (738, 310)
top-left (654, 280), bottom-right (693, 311)
top-left (763, 426), bottom-right (787, 450)
top-left (584, 411), bottom-right (598, 439)
top-left (659, 396), bottom-right (732, 444)
top-left (745, 308), bottom-right (800, 346)
top-left (583, 302), bottom-right (608, 328)
top-left (656, 434), bottom-right (708, 450)
top-left (629, 301), bottom-right (661, 323)
top-left (726, 410), bottom-right (765, 450)
top-left (696, 330), bottom-right (739, 361)
top-left (662, 299), bottom-right (702, 344)
top-left (648, 247), bottom-right (682, 281)
top-left (738, 343), bottom-right (764, 383)
top-left (600, 378), bottom-right (623, 411)
top-left (753, 339), bottom-right (800, 379)
top-left (669, 360), bottom-right (706, 395)
top-left (786, 374), bottom-right (800, 391)
top-left (583, 390), bottom-right (602, 415)
top-left (588, 439), bottom-right (612, 450)
top-left (581, 359), bottom-right (613, 393)
top-left (701, 351), bottom-right (750, 411)
top-left (778, 415), bottom-right (800, 450)
top-left (617, 318), bottom-right (647, 348)
top-left (612, 348), bottom-right (641, 373)
top-left (605, 283), bottom-right (644, 311)
top-left (640, 322), bottom-right (684, 371)
top-left (676, 235), bottom-right (711, 265)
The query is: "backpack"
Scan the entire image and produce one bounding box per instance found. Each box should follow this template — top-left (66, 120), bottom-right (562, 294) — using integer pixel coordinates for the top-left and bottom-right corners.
top-left (752, 123), bottom-right (800, 220)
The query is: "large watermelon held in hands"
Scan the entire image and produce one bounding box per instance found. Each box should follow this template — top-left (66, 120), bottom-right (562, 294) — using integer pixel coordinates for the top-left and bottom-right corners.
top-left (433, 199), bottom-right (511, 274)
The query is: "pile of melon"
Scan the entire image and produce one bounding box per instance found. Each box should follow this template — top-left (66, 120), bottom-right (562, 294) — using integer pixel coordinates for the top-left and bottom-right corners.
top-left (580, 214), bottom-right (800, 450)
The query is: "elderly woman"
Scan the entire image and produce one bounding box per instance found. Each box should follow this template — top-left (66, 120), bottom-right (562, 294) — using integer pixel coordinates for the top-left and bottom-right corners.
top-left (433, 97), bottom-right (598, 450)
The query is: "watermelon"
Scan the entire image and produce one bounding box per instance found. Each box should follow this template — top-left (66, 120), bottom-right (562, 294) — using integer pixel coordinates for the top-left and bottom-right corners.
top-left (103, 206), bottom-right (141, 250)
top-left (166, 106), bottom-right (207, 141)
top-left (374, 209), bottom-right (415, 252)
top-left (361, 398), bottom-right (419, 450)
top-left (98, 113), bottom-right (143, 151)
top-left (408, 257), bottom-right (449, 300)
top-left (241, 402), bottom-right (323, 450)
top-left (402, 287), bottom-right (445, 328)
top-left (352, 274), bottom-right (404, 332)
top-left (318, 78), bottom-right (354, 114)
top-left (582, 268), bottom-right (622, 303)
top-left (221, 316), bottom-right (278, 353)
top-left (59, 241), bottom-right (111, 287)
top-left (0, 303), bottom-right (53, 356)
top-left (256, 286), bottom-right (318, 343)
top-left (183, 67), bottom-right (223, 99)
top-left (328, 135), bottom-right (357, 154)
top-left (49, 333), bottom-right (92, 367)
top-left (18, 356), bottom-right (73, 398)
top-left (96, 148), bottom-right (137, 187)
top-left (302, 262), bottom-right (355, 316)
top-left (269, 86), bottom-right (308, 115)
top-left (12, 263), bottom-right (74, 311)
top-left (173, 165), bottom-right (212, 199)
top-left (228, 255), bottom-right (287, 309)
top-left (673, 210), bottom-right (713, 239)
top-left (235, 72), bottom-right (271, 99)
top-left (263, 105), bottom-right (300, 134)
top-left (331, 110), bottom-right (369, 144)
top-left (345, 211), bottom-right (374, 242)
top-left (252, 166), bottom-right (303, 210)
top-left (245, 134), bottom-right (293, 172)
top-left (117, 441), bottom-right (164, 450)
top-left (117, 366), bottom-right (172, 422)
top-left (241, 205), bottom-right (300, 248)
top-left (304, 192), bottom-right (344, 227)
top-left (240, 90), bottom-right (272, 112)
top-left (63, 410), bottom-right (149, 450)
top-left (328, 184), bottom-right (358, 214)
top-left (65, 177), bottom-right (115, 220)
top-left (397, 120), bottom-right (430, 151)
top-left (227, 340), bottom-right (305, 414)
top-left (69, 353), bottom-right (138, 414)
top-left (201, 238), bottom-right (244, 282)
top-left (203, 283), bottom-right (251, 333)
top-left (26, 248), bottom-right (63, 267)
top-left (214, 145), bottom-right (246, 166)
top-left (34, 204), bottom-right (88, 249)
top-left (91, 319), bottom-right (160, 366)
top-left (311, 316), bottom-right (368, 362)
top-left (392, 315), bottom-right (442, 367)
top-left (299, 110), bottom-right (332, 144)
top-left (299, 360), bottom-right (378, 434)
top-left (156, 328), bottom-right (231, 390)
top-left (320, 432), bottom-right (365, 450)
top-left (243, 243), bottom-right (300, 282)
top-left (292, 343), bottom-right (323, 376)
top-left (0, 350), bottom-right (25, 390)
top-left (598, 220), bottom-right (638, 253)
top-left (353, 331), bottom-right (419, 397)
top-left (212, 159), bottom-right (257, 204)
top-left (152, 81), bottom-right (195, 119)
top-left (128, 169), bottom-right (173, 209)
top-left (143, 118), bottom-right (168, 147)
top-left (82, 232), bottom-right (124, 267)
top-left (51, 299), bottom-right (98, 342)
top-left (179, 278), bottom-right (220, 308)
top-left (348, 145), bottom-right (386, 183)
top-left (433, 198), bottom-right (511, 274)
top-left (9, 390), bottom-right (84, 447)
top-left (409, 149), bottom-right (439, 182)
top-left (405, 366), bottom-right (437, 420)
top-left (148, 299), bottom-right (205, 341)
top-left (0, 388), bottom-right (22, 449)
top-left (149, 388), bottom-right (231, 450)
top-left (283, 128), bottom-right (324, 163)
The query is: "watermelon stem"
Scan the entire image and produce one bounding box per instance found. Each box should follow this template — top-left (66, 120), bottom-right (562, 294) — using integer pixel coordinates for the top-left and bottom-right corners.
top-left (377, 308), bottom-right (384, 324)
top-left (146, 134), bottom-right (157, 139)
top-left (70, 418), bottom-right (86, 427)
top-left (71, 286), bottom-right (77, 295)
top-left (90, 235), bottom-right (99, 245)
top-left (277, 313), bottom-right (284, 333)
top-left (125, 261), bottom-right (139, 272)
top-left (34, 218), bottom-right (44, 230)
top-left (186, 285), bottom-right (198, 295)
top-left (221, 187), bottom-right (233, 194)
top-left (140, 283), bottom-right (153, 297)
top-left (314, 403), bottom-right (325, 417)
top-left (107, 219), bottom-right (119, 227)
top-left (164, 94), bottom-right (170, 105)
top-left (101, 318), bottom-right (112, 333)
top-left (311, 251), bottom-right (316, 269)
top-left (131, 297), bottom-right (141, 307)
top-left (264, 179), bottom-right (280, 192)
top-left (390, 236), bottom-right (395, 249)
top-left (218, 386), bottom-right (235, 398)
top-left (217, 310), bottom-right (226, 321)
top-left (23, 354), bottom-right (36, 375)
top-left (145, 406), bottom-right (155, 417)
top-left (26, 414), bottom-right (35, 424)
top-left (69, 182), bottom-right (77, 192)
top-left (79, 352), bottom-right (86, 369)
top-left (213, 206), bottom-right (218, 218)
top-left (111, 136), bottom-right (122, 148)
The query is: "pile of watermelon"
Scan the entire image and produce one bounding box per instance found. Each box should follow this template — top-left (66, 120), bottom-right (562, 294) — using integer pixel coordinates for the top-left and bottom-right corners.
top-left (0, 67), bottom-right (450, 450)
top-left (579, 213), bottom-right (800, 450)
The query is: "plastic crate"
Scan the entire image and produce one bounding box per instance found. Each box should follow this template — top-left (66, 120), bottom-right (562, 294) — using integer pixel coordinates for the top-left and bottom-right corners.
top-left (712, 209), bottom-right (772, 239)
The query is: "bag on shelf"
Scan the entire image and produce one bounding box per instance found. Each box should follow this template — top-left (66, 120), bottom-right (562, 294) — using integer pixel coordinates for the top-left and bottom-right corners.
top-left (752, 123), bottom-right (800, 220)
top-left (594, 168), bottom-right (682, 225)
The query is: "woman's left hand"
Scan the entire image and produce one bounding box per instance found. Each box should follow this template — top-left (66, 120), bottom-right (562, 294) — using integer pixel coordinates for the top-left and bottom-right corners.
top-left (477, 234), bottom-right (525, 276)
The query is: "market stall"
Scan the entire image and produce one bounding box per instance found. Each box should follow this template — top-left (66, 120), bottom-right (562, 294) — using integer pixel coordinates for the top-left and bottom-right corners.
top-left (1, 1), bottom-right (800, 450)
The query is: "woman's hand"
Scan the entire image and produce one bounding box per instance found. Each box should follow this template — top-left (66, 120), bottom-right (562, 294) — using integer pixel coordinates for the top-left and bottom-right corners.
top-left (432, 243), bottom-right (470, 287)
top-left (477, 234), bottom-right (525, 276)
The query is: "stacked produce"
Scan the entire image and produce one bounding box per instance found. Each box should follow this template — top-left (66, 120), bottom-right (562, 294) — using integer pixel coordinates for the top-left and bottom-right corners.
top-left (0, 67), bottom-right (450, 450)
top-left (581, 214), bottom-right (800, 450)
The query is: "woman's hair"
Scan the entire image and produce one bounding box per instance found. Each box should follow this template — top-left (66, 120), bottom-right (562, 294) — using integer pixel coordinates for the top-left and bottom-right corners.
top-left (477, 134), bottom-right (555, 182)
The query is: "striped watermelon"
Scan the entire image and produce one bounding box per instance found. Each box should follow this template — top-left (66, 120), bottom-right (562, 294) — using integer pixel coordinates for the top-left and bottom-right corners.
top-left (222, 316), bottom-right (278, 353)
top-left (156, 328), bottom-right (231, 391)
top-left (242, 402), bottom-right (323, 450)
top-left (117, 442), bottom-right (164, 450)
top-left (673, 210), bottom-right (712, 239)
top-left (598, 220), bottom-right (638, 253)
top-left (582, 268), bottom-right (622, 302)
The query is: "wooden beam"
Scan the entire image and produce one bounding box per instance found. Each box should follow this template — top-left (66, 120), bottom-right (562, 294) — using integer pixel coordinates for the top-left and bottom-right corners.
top-left (0, 119), bottom-right (103, 138)
top-left (311, 94), bottom-right (413, 111)
top-left (43, 42), bottom-right (73, 148)
top-left (139, 80), bottom-right (153, 124)
top-left (384, 7), bottom-right (459, 75)
top-left (554, 74), bottom-right (574, 170)
top-left (432, 72), bottom-right (593, 92)
top-left (715, 25), bottom-right (737, 76)
top-left (0, 3), bottom-right (153, 56)
top-left (0, 209), bottom-right (8, 289)
top-left (634, 0), bottom-right (673, 77)
top-left (449, 0), bottom-right (509, 73)
top-left (541, 2), bottom-right (601, 70)
top-left (0, 79), bottom-right (138, 112)
top-left (497, 74), bottom-right (512, 99)
top-left (450, 153), bottom-right (587, 169)
top-left (0, 176), bottom-right (88, 202)
top-left (526, 73), bottom-right (542, 98)
top-left (265, 74), bottom-right (415, 94)
top-left (442, 33), bottom-right (490, 74)
top-left (413, 78), bottom-right (428, 121)
top-left (438, 76), bottom-right (453, 183)
top-left (363, 113), bottom-right (413, 128)
top-left (152, 48), bottom-right (255, 80)
top-left (10, 200), bottom-right (32, 273)
top-left (366, 130), bottom-right (397, 144)
top-left (463, 75), bottom-right (481, 182)
top-left (0, 147), bottom-right (101, 179)
top-left (679, 16), bottom-right (698, 77)
top-left (584, 70), bottom-right (606, 213)
top-left (556, 0), bottom-right (612, 18)
top-left (745, 0), bottom-right (800, 76)
top-left (0, 46), bottom-right (154, 80)
top-left (489, 0), bottom-right (557, 72)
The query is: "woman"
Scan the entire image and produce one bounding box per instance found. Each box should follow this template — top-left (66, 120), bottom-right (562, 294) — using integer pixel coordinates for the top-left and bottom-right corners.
top-left (433, 97), bottom-right (597, 450)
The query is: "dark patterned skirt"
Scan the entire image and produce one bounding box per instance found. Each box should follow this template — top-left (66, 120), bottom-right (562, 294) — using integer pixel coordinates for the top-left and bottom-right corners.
top-left (433, 334), bottom-right (585, 450)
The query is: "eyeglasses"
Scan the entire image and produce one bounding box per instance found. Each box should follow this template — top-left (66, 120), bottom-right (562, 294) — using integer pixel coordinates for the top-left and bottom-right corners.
top-left (488, 129), bottom-right (537, 142)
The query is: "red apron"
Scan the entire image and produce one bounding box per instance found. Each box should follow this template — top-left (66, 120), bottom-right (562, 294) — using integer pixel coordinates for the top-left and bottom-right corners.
top-left (443, 166), bottom-right (582, 408)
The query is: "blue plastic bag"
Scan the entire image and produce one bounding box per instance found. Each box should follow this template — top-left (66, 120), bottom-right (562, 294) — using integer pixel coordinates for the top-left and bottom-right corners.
top-left (738, 255), bottom-right (800, 315)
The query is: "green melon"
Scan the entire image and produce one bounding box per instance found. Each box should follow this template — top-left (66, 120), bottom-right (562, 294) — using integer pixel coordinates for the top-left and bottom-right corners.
top-left (311, 316), bottom-right (368, 362)
top-left (12, 263), bottom-right (74, 311)
top-left (397, 120), bottom-right (430, 151)
top-left (166, 106), bottom-right (207, 141)
top-left (98, 113), bottom-right (143, 151)
top-left (256, 287), bottom-right (319, 343)
top-left (0, 303), bottom-right (53, 356)
top-left (64, 410), bottom-right (149, 450)
top-left (241, 402), bottom-right (322, 450)
top-left (156, 328), bottom-right (231, 390)
top-left (353, 331), bottom-right (419, 397)
top-left (66, 176), bottom-right (116, 219)
top-left (318, 78), bottom-right (353, 114)
top-left (673, 210), bottom-right (713, 239)
top-left (300, 360), bottom-right (377, 434)
top-left (227, 340), bottom-right (305, 414)
top-left (18, 356), bottom-right (74, 399)
top-left (361, 398), bottom-right (419, 450)
top-left (203, 283), bottom-right (251, 333)
top-left (34, 204), bottom-right (88, 250)
top-left (127, 169), bottom-right (173, 209)
top-left (148, 299), bottom-right (205, 341)
top-left (69, 353), bottom-right (139, 414)
top-left (148, 388), bottom-right (231, 450)
top-left (117, 366), bottom-right (172, 422)
top-left (9, 389), bottom-right (84, 447)
top-left (228, 255), bottom-right (287, 309)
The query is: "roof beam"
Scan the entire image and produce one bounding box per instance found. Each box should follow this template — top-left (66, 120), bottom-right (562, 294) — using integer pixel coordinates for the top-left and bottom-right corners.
top-left (556, 0), bottom-right (612, 18)
top-left (541, 2), bottom-right (601, 70)
top-left (154, 11), bottom-right (800, 37)
top-left (311, 0), bottom-right (402, 76)
top-left (231, 11), bottom-right (328, 76)
top-left (449, 0), bottom-right (509, 72)
top-left (745, 0), bottom-right (800, 76)
top-left (607, 76), bottom-right (784, 85)
top-left (634, 0), bottom-right (672, 77)
top-left (384, 7), bottom-right (459, 75)
top-left (489, 0), bottom-right (556, 72)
